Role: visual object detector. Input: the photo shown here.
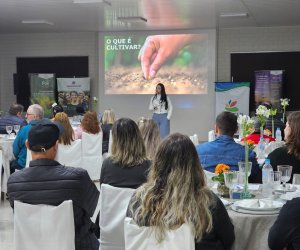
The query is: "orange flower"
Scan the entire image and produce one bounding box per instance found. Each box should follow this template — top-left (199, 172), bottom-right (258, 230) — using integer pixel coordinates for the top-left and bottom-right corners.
top-left (246, 139), bottom-right (255, 146)
top-left (215, 164), bottom-right (230, 174)
top-left (264, 129), bottom-right (271, 136)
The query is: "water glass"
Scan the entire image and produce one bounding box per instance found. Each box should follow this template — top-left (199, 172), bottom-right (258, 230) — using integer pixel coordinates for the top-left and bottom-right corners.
top-left (6, 125), bottom-right (13, 136)
top-left (13, 124), bottom-right (20, 134)
top-left (238, 162), bottom-right (252, 177)
top-left (270, 171), bottom-right (281, 190)
top-left (224, 171), bottom-right (239, 198)
top-left (278, 165), bottom-right (293, 189)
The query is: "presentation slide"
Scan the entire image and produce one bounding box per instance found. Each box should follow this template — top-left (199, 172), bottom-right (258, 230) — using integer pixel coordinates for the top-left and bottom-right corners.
top-left (104, 33), bottom-right (209, 95)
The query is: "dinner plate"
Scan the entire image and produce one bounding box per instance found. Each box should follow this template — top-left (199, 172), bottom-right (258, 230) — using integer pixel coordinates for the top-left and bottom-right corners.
top-left (231, 204), bottom-right (281, 215)
top-left (233, 199), bottom-right (284, 211)
top-left (275, 185), bottom-right (297, 192)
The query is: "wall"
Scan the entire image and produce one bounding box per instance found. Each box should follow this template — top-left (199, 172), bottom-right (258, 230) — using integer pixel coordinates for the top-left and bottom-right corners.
top-left (217, 26), bottom-right (300, 81)
top-left (0, 32), bottom-right (98, 113)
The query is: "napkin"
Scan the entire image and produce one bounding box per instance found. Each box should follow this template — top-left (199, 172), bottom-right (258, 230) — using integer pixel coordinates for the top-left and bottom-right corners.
top-left (236, 199), bottom-right (274, 209)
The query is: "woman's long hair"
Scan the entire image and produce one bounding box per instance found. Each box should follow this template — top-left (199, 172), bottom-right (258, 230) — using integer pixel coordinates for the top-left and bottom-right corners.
top-left (286, 111), bottom-right (300, 160)
top-left (154, 83), bottom-right (168, 110)
top-left (129, 133), bottom-right (214, 242)
top-left (54, 112), bottom-right (74, 145)
top-left (111, 118), bottom-right (147, 166)
top-left (138, 118), bottom-right (161, 160)
top-left (81, 111), bottom-right (101, 134)
top-left (102, 109), bottom-right (116, 125)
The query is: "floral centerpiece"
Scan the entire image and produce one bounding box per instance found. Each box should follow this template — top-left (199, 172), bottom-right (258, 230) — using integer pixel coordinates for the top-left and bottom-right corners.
top-left (246, 139), bottom-right (255, 150)
top-left (92, 96), bottom-right (98, 111)
top-left (237, 114), bottom-right (255, 199)
top-left (256, 105), bottom-right (270, 137)
top-left (280, 98), bottom-right (290, 123)
top-left (212, 164), bottom-right (230, 197)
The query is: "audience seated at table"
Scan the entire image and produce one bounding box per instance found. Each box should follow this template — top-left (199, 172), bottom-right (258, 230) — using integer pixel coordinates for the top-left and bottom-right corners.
top-left (75, 111), bottom-right (101, 140)
top-left (11, 104), bottom-right (43, 172)
top-left (53, 112), bottom-right (75, 145)
top-left (7, 120), bottom-right (100, 250)
top-left (127, 133), bottom-right (235, 250)
top-left (0, 103), bottom-right (27, 134)
top-left (196, 111), bottom-right (261, 183)
top-left (137, 117), bottom-right (161, 160)
top-left (244, 117), bottom-right (275, 144)
top-left (101, 109), bottom-right (116, 155)
top-left (100, 118), bottom-right (151, 189)
top-left (268, 111), bottom-right (300, 182)
top-left (268, 197), bottom-right (300, 250)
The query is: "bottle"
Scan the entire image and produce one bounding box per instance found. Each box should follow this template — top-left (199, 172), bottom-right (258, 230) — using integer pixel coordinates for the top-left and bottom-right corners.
top-left (257, 137), bottom-right (266, 159)
top-left (275, 128), bottom-right (282, 142)
top-left (262, 159), bottom-right (274, 197)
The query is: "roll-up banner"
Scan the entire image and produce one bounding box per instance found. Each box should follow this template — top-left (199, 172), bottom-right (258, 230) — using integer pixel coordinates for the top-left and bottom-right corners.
top-left (29, 73), bottom-right (56, 118)
top-left (255, 70), bottom-right (283, 108)
top-left (57, 77), bottom-right (90, 116)
top-left (215, 82), bottom-right (250, 116)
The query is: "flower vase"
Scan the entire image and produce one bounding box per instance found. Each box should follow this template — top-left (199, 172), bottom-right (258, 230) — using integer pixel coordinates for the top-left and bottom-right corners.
top-left (272, 118), bottom-right (274, 138)
top-left (240, 142), bottom-right (252, 199)
top-left (260, 126), bottom-right (264, 138)
top-left (217, 182), bottom-right (230, 198)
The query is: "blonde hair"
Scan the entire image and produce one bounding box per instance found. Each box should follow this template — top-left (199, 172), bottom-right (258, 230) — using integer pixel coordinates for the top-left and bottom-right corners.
top-left (111, 118), bottom-right (147, 166)
top-left (102, 109), bottom-right (116, 125)
top-left (129, 133), bottom-right (214, 243)
top-left (138, 118), bottom-right (161, 160)
top-left (53, 112), bottom-right (74, 145)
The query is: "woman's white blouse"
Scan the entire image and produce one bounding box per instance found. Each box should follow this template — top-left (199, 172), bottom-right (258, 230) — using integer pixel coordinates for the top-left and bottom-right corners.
top-left (149, 95), bottom-right (173, 120)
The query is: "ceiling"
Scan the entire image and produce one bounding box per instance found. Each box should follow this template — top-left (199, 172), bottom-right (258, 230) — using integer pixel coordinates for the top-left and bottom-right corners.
top-left (1, 0), bottom-right (300, 33)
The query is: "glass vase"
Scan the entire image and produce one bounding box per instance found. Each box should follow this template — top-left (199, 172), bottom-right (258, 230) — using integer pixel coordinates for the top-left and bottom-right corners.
top-left (240, 142), bottom-right (252, 199)
top-left (260, 126), bottom-right (264, 138)
top-left (217, 182), bottom-right (230, 198)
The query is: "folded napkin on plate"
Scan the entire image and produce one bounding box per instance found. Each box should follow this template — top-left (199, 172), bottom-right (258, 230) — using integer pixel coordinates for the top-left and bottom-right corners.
top-left (237, 199), bottom-right (274, 209)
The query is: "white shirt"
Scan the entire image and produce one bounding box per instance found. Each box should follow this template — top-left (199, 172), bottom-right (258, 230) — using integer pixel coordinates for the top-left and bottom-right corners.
top-left (149, 94), bottom-right (173, 120)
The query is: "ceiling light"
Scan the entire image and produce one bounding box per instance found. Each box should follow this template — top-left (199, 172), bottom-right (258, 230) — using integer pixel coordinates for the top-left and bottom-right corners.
top-left (73, 0), bottom-right (111, 5)
top-left (21, 20), bottom-right (54, 25)
top-left (220, 13), bottom-right (248, 18)
top-left (117, 16), bottom-right (147, 23)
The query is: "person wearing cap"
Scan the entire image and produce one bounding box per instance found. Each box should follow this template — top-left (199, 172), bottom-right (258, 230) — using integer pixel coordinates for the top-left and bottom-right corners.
top-left (0, 103), bottom-right (27, 134)
top-left (7, 120), bottom-right (100, 250)
top-left (11, 104), bottom-right (43, 172)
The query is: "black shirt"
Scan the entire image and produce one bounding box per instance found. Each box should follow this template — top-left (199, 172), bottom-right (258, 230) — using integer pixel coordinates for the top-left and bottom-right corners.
top-left (100, 157), bottom-right (151, 189)
top-left (101, 124), bottom-right (112, 154)
top-left (269, 198), bottom-right (300, 250)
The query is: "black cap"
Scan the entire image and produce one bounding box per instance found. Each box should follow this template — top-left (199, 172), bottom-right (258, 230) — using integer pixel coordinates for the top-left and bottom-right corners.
top-left (28, 120), bottom-right (64, 152)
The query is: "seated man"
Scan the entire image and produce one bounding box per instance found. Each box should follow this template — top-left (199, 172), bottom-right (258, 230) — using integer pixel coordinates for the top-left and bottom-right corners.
top-left (0, 103), bottom-right (27, 134)
top-left (7, 120), bottom-right (100, 250)
top-left (268, 197), bottom-right (300, 250)
top-left (196, 111), bottom-right (261, 183)
top-left (11, 104), bottom-right (43, 171)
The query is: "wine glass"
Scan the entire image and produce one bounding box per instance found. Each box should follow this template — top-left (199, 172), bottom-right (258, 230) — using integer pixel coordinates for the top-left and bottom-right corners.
top-left (13, 124), bottom-right (20, 135)
top-left (6, 125), bottom-right (13, 137)
top-left (270, 171), bottom-right (281, 190)
top-left (224, 171), bottom-right (239, 199)
top-left (277, 165), bottom-right (293, 190)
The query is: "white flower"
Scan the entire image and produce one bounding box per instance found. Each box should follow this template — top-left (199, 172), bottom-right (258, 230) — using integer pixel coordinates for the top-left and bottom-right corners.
top-left (256, 105), bottom-right (270, 119)
top-left (93, 96), bottom-right (98, 102)
top-left (237, 114), bottom-right (254, 137)
top-left (280, 98), bottom-right (290, 107)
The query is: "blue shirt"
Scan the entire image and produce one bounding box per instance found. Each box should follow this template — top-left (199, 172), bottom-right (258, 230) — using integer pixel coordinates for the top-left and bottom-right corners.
top-left (196, 135), bottom-right (261, 183)
top-left (13, 120), bottom-right (38, 168)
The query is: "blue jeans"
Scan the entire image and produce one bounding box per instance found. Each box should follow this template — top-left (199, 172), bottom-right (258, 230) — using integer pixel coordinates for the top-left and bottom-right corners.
top-left (153, 113), bottom-right (170, 138)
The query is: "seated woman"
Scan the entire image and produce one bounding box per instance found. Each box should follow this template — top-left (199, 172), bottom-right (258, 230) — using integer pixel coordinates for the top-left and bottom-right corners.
top-left (75, 111), bottom-right (101, 140)
top-left (101, 109), bottom-right (116, 155)
top-left (53, 112), bottom-right (74, 145)
top-left (137, 117), bottom-right (161, 160)
top-left (100, 118), bottom-right (151, 189)
top-left (127, 133), bottom-right (235, 249)
top-left (268, 111), bottom-right (300, 182)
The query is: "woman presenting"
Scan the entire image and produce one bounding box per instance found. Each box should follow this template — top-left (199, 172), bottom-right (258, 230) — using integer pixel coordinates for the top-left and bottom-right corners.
top-left (149, 83), bottom-right (173, 138)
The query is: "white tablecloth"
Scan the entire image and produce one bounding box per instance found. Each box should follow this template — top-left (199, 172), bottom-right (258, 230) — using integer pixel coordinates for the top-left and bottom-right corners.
top-left (0, 138), bottom-right (14, 193)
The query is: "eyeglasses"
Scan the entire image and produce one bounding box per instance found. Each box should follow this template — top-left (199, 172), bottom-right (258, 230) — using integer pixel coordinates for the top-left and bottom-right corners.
top-left (26, 113), bottom-right (35, 116)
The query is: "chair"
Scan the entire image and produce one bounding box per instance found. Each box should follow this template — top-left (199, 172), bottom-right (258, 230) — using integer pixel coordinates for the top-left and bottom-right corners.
top-left (25, 148), bottom-right (32, 168)
top-left (100, 184), bottom-right (135, 250)
top-left (14, 200), bottom-right (75, 250)
top-left (81, 132), bottom-right (103, 180)
top-left (124, 217), bottom-right (195, 250)
top-left (55, 140), bottom-right (82, 167)
top-left (0, 149), bottom-right (2, 194)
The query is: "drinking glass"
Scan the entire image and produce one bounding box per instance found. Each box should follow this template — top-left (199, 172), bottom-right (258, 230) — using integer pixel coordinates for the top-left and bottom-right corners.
top-left (270, 171), bottom-right (281, 190)
top-left (6, 125), bottom-right (13, 136)
top-left (13, 124), bottom-right (20, 135)
top-left (238, 162), bottom-right (252, 177)
top-left (224, 171), bottom-right (239, 198)
top-left (277, 165), bottom-right (293, 189)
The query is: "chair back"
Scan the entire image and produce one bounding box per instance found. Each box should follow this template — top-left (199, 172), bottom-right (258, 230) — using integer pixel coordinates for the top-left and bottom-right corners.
top-left (14, 200), bottom-right (75, 250)
top-left (124, 217), bottom-right (195, 250)
top-left (81, 132), bottom-right (103, 180)
top-left (100, 184), bottom-right (135, 250)
top-left (55, 140), bottom-right (82, 167)
top-left (25, 148), bottom-right (32, 168)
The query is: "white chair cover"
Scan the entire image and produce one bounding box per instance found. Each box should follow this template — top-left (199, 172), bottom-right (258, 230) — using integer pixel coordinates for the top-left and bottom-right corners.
top-left (55, 140), bottom-right (82, 167)
top-left (0, 149), bottom-right (2, 193)
top-left (124, 217), bottom-right (195, 250)
top-left (25, 148), bottom-right (32, 168)
top-left (14, 200), bottom-right (75, 250)
top-left (100, 184), bottom-right (135, 250)
top-left (81, 132), bottom-right (103, 180)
